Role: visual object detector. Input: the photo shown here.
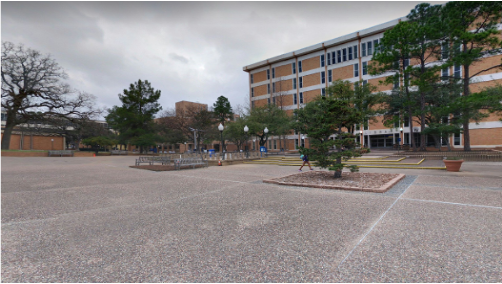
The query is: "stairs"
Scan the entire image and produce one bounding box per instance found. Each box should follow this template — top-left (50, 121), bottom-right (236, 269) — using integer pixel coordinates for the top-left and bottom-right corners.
top-left (243, 155), bottom-right (447, 170)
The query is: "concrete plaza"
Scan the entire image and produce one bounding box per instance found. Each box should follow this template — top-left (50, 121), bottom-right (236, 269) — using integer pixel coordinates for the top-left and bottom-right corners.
top-left (2, 156), bottom-right (502, 282)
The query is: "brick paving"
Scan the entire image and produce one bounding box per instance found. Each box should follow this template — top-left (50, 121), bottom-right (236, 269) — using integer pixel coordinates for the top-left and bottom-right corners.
top-left (2, 156), bottom-right (501, 282)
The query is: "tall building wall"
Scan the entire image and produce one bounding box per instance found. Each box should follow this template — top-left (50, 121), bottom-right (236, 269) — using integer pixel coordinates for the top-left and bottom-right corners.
top-left (244, 16), bottom-right (502, 150)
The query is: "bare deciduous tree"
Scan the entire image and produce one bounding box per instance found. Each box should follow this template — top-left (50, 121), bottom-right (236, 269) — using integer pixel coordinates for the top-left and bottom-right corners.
top-left (1, 41), bottom-right (98, 149)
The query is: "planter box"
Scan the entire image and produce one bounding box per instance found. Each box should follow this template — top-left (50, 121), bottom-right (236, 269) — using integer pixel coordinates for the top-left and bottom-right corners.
top-left (443, 160), bottom-right (464, 172)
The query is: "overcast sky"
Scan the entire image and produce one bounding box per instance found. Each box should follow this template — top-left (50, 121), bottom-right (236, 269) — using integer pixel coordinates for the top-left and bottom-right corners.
top-left (2, 1), bottom-right (446, 118)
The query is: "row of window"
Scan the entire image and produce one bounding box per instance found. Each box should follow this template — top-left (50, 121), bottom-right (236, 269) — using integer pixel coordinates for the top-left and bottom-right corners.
top-left (251, 40), bottom-right (382, 83)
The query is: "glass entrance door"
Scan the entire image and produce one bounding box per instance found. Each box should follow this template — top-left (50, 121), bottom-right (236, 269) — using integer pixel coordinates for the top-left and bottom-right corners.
top-left (370, 135), bottom-right (394, 148)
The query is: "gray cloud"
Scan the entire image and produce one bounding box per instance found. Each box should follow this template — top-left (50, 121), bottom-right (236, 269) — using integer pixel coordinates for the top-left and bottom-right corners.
top-left (1, 1), bottom-right (446, 118)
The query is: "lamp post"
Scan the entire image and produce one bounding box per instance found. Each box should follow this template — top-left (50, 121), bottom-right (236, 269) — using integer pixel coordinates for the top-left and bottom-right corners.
top-left (218, 123), bottom-right (225, 160)
top-left (360, 130), bottom-right (363, 148)
top-left (262, 127), bottom-right (269, 157)
top-left (399, 127), bottom-right (404, 154)
top-left (244, 125), bottom-right (249, 159)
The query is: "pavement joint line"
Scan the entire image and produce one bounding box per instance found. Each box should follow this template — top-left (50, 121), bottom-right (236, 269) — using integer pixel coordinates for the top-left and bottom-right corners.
top-left (400, 197), bottom-right (502, 210)
top-left (336, 175), bottom-right (418, 270)
top-left (412, 183), bottom-right (502, 191)
top-left (165, 172), bottom-right (273, 185)
top-left (1, 185), bottom-right (237, 227)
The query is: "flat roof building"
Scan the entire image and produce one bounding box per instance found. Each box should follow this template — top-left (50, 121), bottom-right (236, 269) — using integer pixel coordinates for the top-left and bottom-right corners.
top-left (243, 16), bottom-right (502, 151)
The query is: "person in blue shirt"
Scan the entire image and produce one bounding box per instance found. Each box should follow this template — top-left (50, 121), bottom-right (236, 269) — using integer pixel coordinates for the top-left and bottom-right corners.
top-left (299, 154), bottom-right (313, 171)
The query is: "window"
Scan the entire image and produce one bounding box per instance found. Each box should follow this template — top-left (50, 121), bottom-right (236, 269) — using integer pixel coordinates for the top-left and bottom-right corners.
top-left (274, 140), bottom-right (277, 150)
top-left (320, 54), bottom-right (325, 67)
top-left (299, 92), bottom-right (304, 104)
top-left (251, 101), bottom-right (255, 108)
top-left (328, 70), bottom-right (332, 82)
top-left (268, 98), bottom-right (270, 104)
top-left (301, 138), bottom-right (305, 148)
top-left (322, 88), bottom-right (326, 97)
top-left (442, 41), bottom-right (449, 60)
top-left (293, 93), bottom-right (297, 104)
top-left (404, 133), bottom-right (410, 144)
top-left (321, 71), bottom-right (325, 84)
top-left (454, 64), bottom-right (461, 79)
top-left (299, 77), bottom-right (303, 88)
top-left (273, 82), bottom-right (276, 93)
top-left (251, 74), bottom-right (254, 84)
top-left (332, 51), bottom-right (336, 64)
top-left (337, 50), bottom-right (341, 63)
top-left (354, 63), bottom-right (359, 77)
top-left (342, 48), bottom-right (347, 61)
top-left (364, 121), bottom-right (368, 130)
top-left (362, 62), bottom-right (368, 75)
top-left (292, 62), bottom-right (296, 74)
top-left (272, 96), bottom-right (276, 105)
top-left (268, 140), bottom-right (272, 149)
top-left (362, 43), bottom-right (366, 57)
top-left (267, 69), bottom-right (270, 79)
top-left (354, 45), bottom-right (358, 59)
top-left (393, 73), bottom-right (399, 89)
top-left (293, 78), bottom-right (297, 89)
top-left (373, 39), bottom-right (379, 53)
top-left (367, 41), bottom-right (373, 55)
top-left (394, 120), bottom-right (400, 128)
top-left (442, 67), bottom-right (449, 81)
top-left (404, 117), bottom-right (409, 127)
top-left (272, 68), bottom-right (275, 78)
top-left (404, 58), bottom-right (410, 84)
top-left (267, 84), bottom-right (270, 94)
top-left (295, 139), bottom-right (299, 149)
top-left (454, 133), bottom-right (461, 145)
top-left (348, 47), bottom-right (353, 60)
top-left (363, 80), bottom-right (368, 86)
top-left (251, 87), bottom-right (254, 97)
top-left (299, 61), bottom-right (302, 73)
top-left (1, 113), bottom-right (6, 121)
top-left (327, 53), bottom-right (331, 66)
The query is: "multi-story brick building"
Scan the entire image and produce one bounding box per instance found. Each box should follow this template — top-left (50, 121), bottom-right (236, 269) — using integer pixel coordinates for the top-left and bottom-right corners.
top-left (243, 17), bottom-right (502, 151)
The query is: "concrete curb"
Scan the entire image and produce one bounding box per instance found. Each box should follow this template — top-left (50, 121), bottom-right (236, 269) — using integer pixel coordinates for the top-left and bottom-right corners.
top-left (263, 173), bottom-right (406, 193)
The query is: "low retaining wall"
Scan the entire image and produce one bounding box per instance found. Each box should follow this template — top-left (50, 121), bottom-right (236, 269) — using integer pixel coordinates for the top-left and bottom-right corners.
top-left (395, 150), bottom-right (502, 161)
top-left (1, 151), bottom-right (48, 157)
top-left (207, 159), bottom-right (252, 166)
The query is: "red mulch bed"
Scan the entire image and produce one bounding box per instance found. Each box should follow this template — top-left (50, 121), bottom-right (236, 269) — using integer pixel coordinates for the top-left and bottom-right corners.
top-left (264, 171), bottom-right (405, 193)
top-left (130, 164), bottom-right (206, 171)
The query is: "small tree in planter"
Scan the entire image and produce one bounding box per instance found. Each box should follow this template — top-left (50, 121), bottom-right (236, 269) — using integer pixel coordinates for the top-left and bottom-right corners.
top-left (294, 80), bottom-right (367, 178)
top-left (443, 156), bottom-right (464, 172)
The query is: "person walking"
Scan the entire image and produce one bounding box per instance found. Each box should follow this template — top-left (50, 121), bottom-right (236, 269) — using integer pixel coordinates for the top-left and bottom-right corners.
top-left (299, 154), bottom-right (313, 171)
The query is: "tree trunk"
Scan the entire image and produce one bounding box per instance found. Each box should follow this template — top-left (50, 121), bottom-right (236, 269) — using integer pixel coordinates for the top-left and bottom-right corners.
top-left (333, 128), bottom-right (343, 178)
top-left (1, 123), bottom-right (15, 150)
top-left (446, 134), bottom-right (452, 152)
top-left (463, 63), bottom-right (471, 151)
top-left (408, 110), bottom-right (417, 152)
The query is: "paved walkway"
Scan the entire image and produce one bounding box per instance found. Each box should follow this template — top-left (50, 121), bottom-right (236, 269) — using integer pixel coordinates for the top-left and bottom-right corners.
top-left (2, 156), bottom-right (501, 282)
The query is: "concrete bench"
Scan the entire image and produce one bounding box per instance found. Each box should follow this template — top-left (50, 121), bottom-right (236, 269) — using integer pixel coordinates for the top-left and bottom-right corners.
top-left (174, 157), bottom-right (208, 170)
top-left (48, 150), bottom-right (74, 157)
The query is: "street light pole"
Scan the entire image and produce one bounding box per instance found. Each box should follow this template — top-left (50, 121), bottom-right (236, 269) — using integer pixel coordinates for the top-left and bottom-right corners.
top-left (263, 127), bottom-right (269, 157)
top-left (218, 123), bottom-right (225, 160)
top-left (399, 127), bottom-right (403, 154)
top-left (244, 125), bottom-right (249, 159)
